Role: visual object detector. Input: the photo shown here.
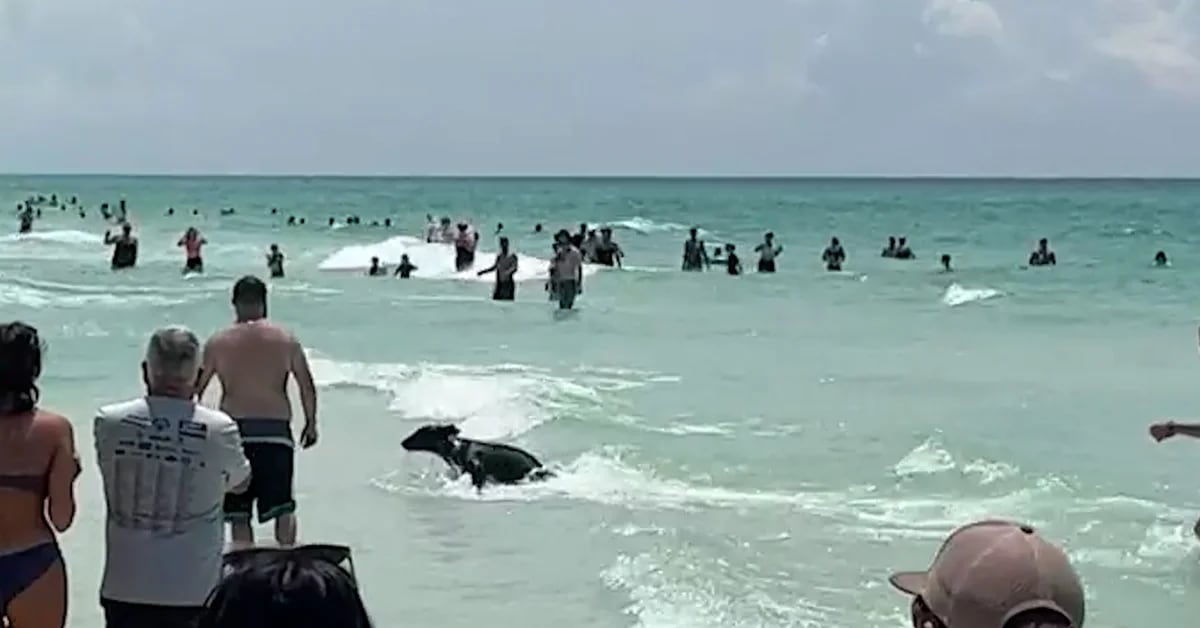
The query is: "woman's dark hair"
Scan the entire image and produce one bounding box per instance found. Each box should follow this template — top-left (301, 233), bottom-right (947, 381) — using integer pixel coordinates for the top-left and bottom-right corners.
top-left (0, 322), bottom-right (43, 415)
top-left (199, 550), bottom-right (372, 628)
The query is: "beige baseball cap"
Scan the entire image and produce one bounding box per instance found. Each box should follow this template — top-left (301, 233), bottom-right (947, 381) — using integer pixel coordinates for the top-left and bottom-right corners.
top-left (889, 520), bottom-right (1085, 628)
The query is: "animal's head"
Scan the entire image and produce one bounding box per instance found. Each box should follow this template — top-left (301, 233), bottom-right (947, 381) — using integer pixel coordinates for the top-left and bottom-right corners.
top-left (401, 424), bottom-right (461, 455)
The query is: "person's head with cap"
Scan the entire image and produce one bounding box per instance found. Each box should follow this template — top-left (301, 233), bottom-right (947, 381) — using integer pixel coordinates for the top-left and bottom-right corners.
top-left (232, 275), bottom-right (268, 322)
top-left (890, 520), bottom-right (1084, 628)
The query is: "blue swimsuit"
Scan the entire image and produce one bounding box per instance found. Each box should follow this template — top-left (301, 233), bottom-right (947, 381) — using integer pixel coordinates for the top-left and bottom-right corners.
top-left (0, 474), bottom-right (61, 614)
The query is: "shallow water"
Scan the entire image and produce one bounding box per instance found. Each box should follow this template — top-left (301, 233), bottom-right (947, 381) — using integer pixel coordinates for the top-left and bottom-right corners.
top-left (4, 176), bottom-right (1200, 627)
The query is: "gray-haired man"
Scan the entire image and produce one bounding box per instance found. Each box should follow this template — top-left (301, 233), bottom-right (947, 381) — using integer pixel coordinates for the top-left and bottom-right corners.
top-left (94, 326), bottom-right (251, 628)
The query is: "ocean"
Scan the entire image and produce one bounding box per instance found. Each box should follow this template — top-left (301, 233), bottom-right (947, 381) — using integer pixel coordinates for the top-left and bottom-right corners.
top-left (3, 175), bottom-right (1200, 627)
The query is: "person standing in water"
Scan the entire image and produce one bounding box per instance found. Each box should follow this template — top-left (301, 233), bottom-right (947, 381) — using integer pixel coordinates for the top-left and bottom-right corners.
top-left (197, 276), bottom-right (319, 549)
top-left (1028, 238), bottom-right (1056, 266)
top-left (394, 254), bottom-right (417, 278)
top-left (821, 237), bottom-right (846, 271)
top-left (177, 227), bottom-right (207, 274)
top-left (1154, 251), bottom-right (1169, 267)
top-left (552, 233), bottom-right (584, 310)
top-left (477, 237), bottom-right (519, 301)
top-left (367, 257), bottom-right (387, 276)
top-left (881, 236), bottom-right (897, 258)
top-left (940, 254), bottom-right (953, 272)
top-left (454, 223), bottom-right (477, 272)
top-left (754, 232), bottom-right (782, 273)
top-left (894, 237), bottom-right (915, 260)
top-left (724, 244), bottom-right (742, 276)
top-left (266, 244), bottom-right (285, 278)
top-left (104, 222), bottom-right (139, 270)
top-left (593, 227), bottom-right (624, 268)
top-left (17, 203), bottom-right (33, 234)
top-left (424, 214), bottom-right (438, 243)
top-left (682, 228), bottom-right (710, 271)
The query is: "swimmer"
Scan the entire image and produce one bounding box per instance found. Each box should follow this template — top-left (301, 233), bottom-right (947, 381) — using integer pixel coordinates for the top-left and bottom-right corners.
top-left (298, 217), bottom-right (306, 225)
top-left (551, 232), bottom-right (583, 310)
top-left (593, 227), bottom-right (624, 268)
top-left (821, 237), bottom-right (846, 272)
top-left (394, 254), bottom-right (417, 278)
top-left (477, 237), bottom-right (519, 301)
top-left (496, 222), bottom-right (504, 235)
top-left (1155, 251), bottom-right (1169, 267)
top-left (439, 217), bottom-right (455, 243)
top-left (454, 223), bottom-right (477, 272)
top-left (424, 214), bottom-right (437, 242)
top-left (166, 207), bottom-right (175, 216)
top-left (712, 246), bottom-right (724, 261)
top-left (178, 227), bottom-right (207, 274)
top-left (940, 254), bottom-right (953, 272)
top-left (220, 208), bottom-right (235, 216)
top-left (70, 195), bottom-right (77, 206)
top-left (271, 207), bottom-right (278, 215)
top-left (104, 223), bottom-right (138, 270)
top-left (572, 223), bottom-right (588, 249)
top-left (100, 203), bottom-right (112, 221)
top-left (1029, 238), bottom-right (1056, 266)
top-left (266, 244), bottom-right (285, 278)
top-left (754, 232), bottom-right (782, 273)
top-left (725, 244), bottom-right (742, 276)
top-left (192, 209), bottom-right (199, 216)
top-left (328, 217), bottom-right (336, 227)
top-left (117, 199), bottom-right (127, 221)
top-left (534, 223), bottom-right (543, 234)
top-left (881, 236), bottom-right (897, 258)
top-left (384, 218), bottom-right (392, 228)
top-left (894, 237), bottom-right (915, 260)
top-left (287, 216), bottom-right (296, 226)
top-left (682, 228), bottom-right (710, 271)
top-left (17, 204), bottom-right (33, 234)
top-left (367, 257), bottom-right (386, 276)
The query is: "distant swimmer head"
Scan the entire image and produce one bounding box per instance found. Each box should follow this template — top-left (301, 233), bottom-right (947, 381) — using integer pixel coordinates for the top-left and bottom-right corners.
top-left (830, 237), bottom-right (840, 246)
top-left (496, 222), bottom-right (504, 231)
top-left (889, 236), bottom-right (896, 246)
top-left (299, 218), bottom-right (306, 225)
top-left (941, 254), bottom-right (952, 270)
top-left (1155, 250), bottom-right (1168, 266)
top-left (270, 243), bottom-right (279, 253)
top-left (499, 236), bottom-right (510, 252)
top-left (534, 223), bottom-right (543, 233)
top-left (192, 209), bottom-right (199, 215)
top-left (0, 321), bottom-right (43, 415)
top-left (765, 231), bottom-right (775, 242)
top-left (1039, 238), bottom-right (1049, 248)
top-left (167, 207), bottom-right (175, 215)
top-left (370, 256), bottom-right (380, 266)
top-left (121, 222), bottom-right (132, 235)
top-left (401, 423), bottom-right (460, 455)
top-left (898, 237), bottom-right (907, 246)
top-left (726, 243), bottom-right (735, 252)
top-left (287, 216), bottom-right (296, 225)
top-left (200, 546), bottom-right (373, 628)
top-left (271, 207), bottom-right (278, 214)
top-left (457, 223), bottom-right (468, 232)
top-left (384, 218), bottom-right (392, 227)
top-left (232, 275), bottom-right (268, 320)
top-left (329, 217), bottom-right (336, 226)
top-left (689, 227), bottom-right (699, 238)
top-left (400, 254), bottom-right (410, 263)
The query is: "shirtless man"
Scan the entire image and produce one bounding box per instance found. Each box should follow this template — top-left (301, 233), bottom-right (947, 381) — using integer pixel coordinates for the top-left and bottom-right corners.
top-left (477, 237), bottom-right (519, 301)
top-left (197, 276), bottom-right (318, 548)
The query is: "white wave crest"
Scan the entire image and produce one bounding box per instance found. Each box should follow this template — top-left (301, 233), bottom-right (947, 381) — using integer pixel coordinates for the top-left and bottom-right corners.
top-left (0, 229), bottom-right (103, 245)
top-left (941, 283), bottom-right (1003, 307)
top-left (607, 216), bottom-right (703, 235)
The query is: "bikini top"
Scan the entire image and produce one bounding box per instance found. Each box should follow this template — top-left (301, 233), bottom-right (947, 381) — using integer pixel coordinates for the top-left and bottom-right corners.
top-left (0, 473), bottom-right (46, 496)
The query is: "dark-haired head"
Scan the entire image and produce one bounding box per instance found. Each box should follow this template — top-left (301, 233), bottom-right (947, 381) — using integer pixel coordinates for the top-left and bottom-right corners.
top-left (0, 322), bottom-right (43, 416)
top-left (200, 550), bottom-right (372, 628)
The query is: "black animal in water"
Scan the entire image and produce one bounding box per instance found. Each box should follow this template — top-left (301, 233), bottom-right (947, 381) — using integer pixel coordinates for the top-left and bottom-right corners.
top-left (401, 424), bottom-right (553, 490)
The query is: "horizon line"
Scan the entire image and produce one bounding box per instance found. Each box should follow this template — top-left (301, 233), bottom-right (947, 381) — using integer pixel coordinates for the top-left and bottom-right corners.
top-left (1, 172), bottom-right (1198, 181)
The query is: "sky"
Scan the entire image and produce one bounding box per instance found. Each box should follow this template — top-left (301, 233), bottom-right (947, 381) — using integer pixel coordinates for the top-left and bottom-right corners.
top-left (0, 0), bottom-right (1198, 176)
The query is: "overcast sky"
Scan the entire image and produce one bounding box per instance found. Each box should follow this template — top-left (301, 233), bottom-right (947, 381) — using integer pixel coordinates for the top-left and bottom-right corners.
top-left (1, 0), bottom-right (1198, 176)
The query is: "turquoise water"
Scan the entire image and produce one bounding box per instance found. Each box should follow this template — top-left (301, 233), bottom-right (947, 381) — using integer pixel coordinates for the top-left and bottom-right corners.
top-left (4, 176), bottom-right (1200, 627)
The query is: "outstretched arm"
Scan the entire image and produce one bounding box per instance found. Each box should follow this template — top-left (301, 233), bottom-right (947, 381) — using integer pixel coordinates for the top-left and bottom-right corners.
top-left (1150, 421), bottom-right (1200, 441)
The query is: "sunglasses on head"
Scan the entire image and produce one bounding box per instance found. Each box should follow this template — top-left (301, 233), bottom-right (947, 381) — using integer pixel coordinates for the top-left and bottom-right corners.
top-left (222, 544), bottom-right (358, 587)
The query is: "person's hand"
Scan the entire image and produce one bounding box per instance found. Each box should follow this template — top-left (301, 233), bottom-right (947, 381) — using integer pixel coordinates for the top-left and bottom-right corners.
top-left (1150, 422), bottom-right (1175, 442)
top-left (300, 422), bottom-right (319, 449)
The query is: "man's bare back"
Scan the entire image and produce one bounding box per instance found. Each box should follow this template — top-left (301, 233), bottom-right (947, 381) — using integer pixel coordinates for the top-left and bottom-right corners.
top-left (200, 320), bottom-right (311, 422)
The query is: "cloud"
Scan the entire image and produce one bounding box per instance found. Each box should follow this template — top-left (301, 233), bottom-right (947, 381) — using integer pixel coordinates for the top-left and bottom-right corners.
top-left (0, 0), bottom-right (1196, 175)
top-left (922, 0), bottom-right (1006, 43)
top-left (1094, 0), bottom-right (1200, 98)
